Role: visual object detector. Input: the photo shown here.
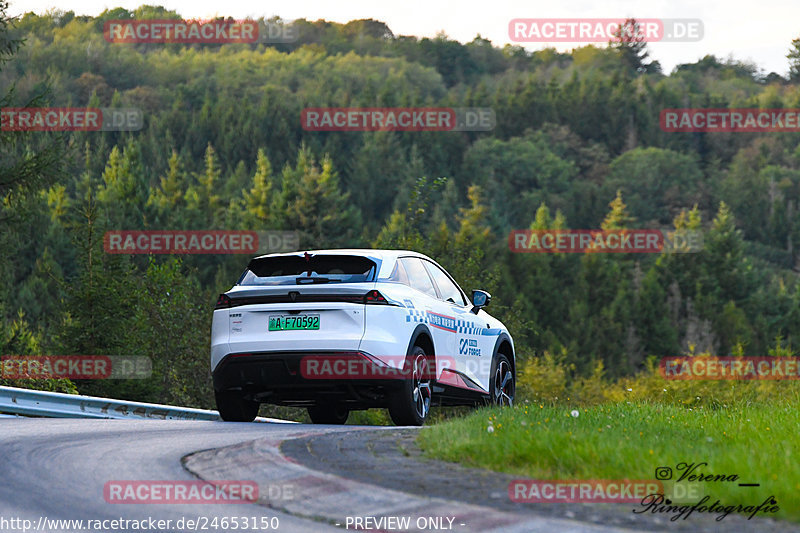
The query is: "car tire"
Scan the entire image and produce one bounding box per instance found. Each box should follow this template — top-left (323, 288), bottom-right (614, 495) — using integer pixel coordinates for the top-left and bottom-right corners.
top-left (215, 390), bottom-right (259, 422)
top-left (490, 353), bottom-right (515, 407)
top-left (307, 404), bottom-right (349, 424)
top-left (388, 346), bottom-right (432, 426)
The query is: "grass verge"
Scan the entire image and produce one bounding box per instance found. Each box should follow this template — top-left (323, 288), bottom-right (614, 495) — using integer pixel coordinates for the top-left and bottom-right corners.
top-left (418, 401), bottom-right (799, 522)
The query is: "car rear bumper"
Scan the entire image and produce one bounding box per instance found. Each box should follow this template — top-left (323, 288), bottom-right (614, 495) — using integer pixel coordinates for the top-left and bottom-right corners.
top-left (212, 350), bottom-right (407, 408)
top-left (213, 350), bottom-right (491, 408)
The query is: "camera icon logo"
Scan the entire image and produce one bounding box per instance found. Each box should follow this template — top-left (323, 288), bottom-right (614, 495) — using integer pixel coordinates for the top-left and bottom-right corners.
top-left (655, 467), bottom-right (673, 480)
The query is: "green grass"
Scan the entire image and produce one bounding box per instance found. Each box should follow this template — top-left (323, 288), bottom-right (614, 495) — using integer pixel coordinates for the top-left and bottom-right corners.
top-left (418, 401), bottom-right (800, 522)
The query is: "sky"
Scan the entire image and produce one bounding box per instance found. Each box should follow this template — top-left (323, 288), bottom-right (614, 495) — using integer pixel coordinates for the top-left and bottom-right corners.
top-left (8, 0), bottom-right (797, 76)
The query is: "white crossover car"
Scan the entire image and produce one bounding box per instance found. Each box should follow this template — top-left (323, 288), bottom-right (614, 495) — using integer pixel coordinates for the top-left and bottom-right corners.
top-left (211, 249), bottom-right (515, 426)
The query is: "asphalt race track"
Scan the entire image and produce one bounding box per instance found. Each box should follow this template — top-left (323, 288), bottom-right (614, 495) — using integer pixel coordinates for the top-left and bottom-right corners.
top-left (0, 420), bottom-right (351, 533)
top-left (1, 419), bottom-right (797, 533)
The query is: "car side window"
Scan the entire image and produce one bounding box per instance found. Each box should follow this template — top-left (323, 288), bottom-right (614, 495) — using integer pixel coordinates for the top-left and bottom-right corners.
top-left (388, 259), bottom-right (410, 285)
top-left (400, 258), bottom-right (438, 298)
top-left (423, 260), bottom-right (467, 306)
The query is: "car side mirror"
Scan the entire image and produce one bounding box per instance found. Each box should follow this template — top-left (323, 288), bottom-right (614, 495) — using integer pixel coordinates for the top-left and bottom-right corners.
top-left (471, 290), bottom-right (491, 314)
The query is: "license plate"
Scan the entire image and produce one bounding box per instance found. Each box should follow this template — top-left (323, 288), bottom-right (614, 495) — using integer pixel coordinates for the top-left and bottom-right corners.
top-left (269, 315), bottom-right (320, 331)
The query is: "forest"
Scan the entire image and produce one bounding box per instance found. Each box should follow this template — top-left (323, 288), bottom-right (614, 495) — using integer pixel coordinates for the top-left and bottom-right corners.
top-left (3, 3), bottom-right (800, 414)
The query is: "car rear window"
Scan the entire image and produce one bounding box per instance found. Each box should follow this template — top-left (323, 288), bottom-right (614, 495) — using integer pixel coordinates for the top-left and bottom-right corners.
top-left (238, 255), bottom-right (378, 286)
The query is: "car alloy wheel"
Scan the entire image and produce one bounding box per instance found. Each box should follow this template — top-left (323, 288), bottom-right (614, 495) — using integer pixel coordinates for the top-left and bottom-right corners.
top-left (492, 355), bottom-right (514, 407)
top-left (411, 352), bottom-right (432, 420)
top-left (388, 346), bottom-right (432, 426)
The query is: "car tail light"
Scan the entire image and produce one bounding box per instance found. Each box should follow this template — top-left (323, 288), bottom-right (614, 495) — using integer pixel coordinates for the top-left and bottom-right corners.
top-left (364, 290), bottom-right (390, 304)
top-left (215, 293), bottom-right (232, 309)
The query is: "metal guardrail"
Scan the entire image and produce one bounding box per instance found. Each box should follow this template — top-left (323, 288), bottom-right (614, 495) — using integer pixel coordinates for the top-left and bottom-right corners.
top-left (0, 386), bottom-right (293, 423)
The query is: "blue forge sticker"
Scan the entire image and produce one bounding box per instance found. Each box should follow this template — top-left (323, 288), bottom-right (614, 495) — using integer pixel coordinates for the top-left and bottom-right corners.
top-left (459, 338), bottom-right (481, 356)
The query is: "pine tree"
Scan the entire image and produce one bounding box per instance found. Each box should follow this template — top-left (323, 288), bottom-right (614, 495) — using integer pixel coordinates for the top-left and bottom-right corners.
top-left (449, 185), bottom-right (499, 297)
top-left (0, 0), bottom-right (66, 207)
top-left (278, 145), bottom-right (360, 247)
top-left (530, 202), bottom-right (552, 230)
top-left (704, 202), bottom-right (747, 301)
top-left (147, 150), bottom-right (185, 218)
top-left (199, 143), bottom-right (222, 212)
top-left (601, 190), bottom-right (635, 230)
top-left (97, 140), bottom-right (148, 229)
top-left (374, 175), bottom-right (446, 252)
top-left (530, 202), bottom-right (567, 230)
top-left (788, 37), bottom-right (800, 81)
top-left (242, 149), bottom-right (274, 225)
top-left (185, 143), bottom-right (223, 226)
top-left (609, 18), bottom-right (660, 74)
top-left (635, 267), bottom-right (678, 358)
